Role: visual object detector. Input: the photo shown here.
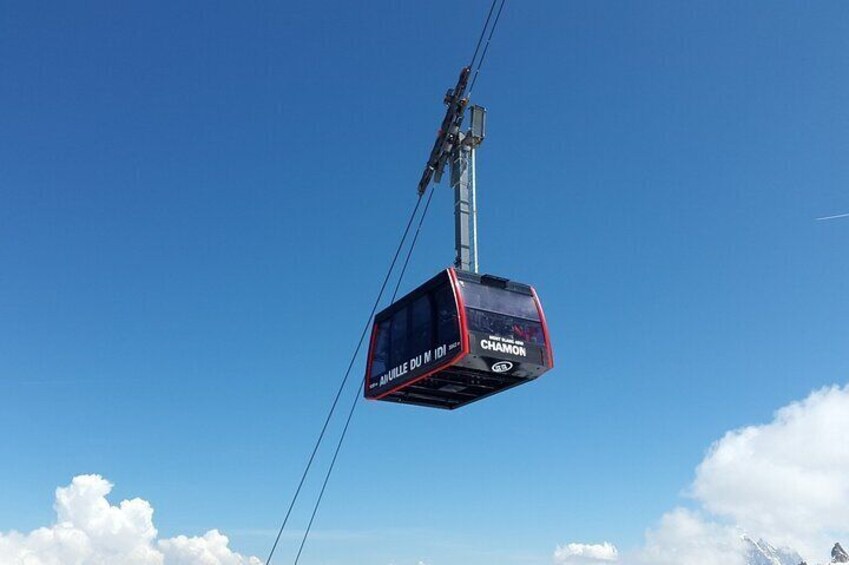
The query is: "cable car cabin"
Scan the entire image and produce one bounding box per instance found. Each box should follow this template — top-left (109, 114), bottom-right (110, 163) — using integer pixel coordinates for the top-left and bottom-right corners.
top-left (364, 268), bottom-right (553, 409)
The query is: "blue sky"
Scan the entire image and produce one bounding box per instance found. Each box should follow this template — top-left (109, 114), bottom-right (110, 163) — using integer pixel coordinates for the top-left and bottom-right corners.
top-left (1, 1), bottom-right (848, 564)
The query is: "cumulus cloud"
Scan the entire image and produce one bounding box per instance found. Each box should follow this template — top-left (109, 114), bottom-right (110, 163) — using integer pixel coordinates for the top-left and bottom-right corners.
top-left (0, 474), bottom-right (261, 565)
top-left (553, 541), bottom-right (618, 563)
top-left (557, 384), bottom-right (849, 565)
top-left (638, 509), bottom-right (745, 565)
top-left (692, 384), bottom-right (849, 558)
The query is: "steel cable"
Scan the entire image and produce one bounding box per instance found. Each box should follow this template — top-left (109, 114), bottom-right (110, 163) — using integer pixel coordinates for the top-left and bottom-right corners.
top-left (469, 0), bottom-right (499, 71)
top-left (391, 184), bottom-right (438, 303)
top-left (468, 0), bottom-right (507, 97)
top-left (265, 1), bottom-right (508, 560)
top-left (290, 183), bottom-right (436, 564)
top-left (264, 192), bottom-right (425, 565)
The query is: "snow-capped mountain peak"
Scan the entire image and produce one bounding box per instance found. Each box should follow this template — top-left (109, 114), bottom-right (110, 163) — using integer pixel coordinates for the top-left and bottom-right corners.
top-left (833, 542), bottom-right (849, 563)
top-left (743, 535), bottom-right (804, 565)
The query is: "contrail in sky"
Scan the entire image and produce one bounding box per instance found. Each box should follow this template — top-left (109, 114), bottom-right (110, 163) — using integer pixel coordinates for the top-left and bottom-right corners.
top-left (816, 212), bottom-right (849, 221)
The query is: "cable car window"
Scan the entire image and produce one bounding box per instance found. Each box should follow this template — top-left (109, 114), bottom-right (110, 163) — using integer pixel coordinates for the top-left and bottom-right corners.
top-left (369, 319), bottom-right (391, 378)
top-left (434, 283), bottom-right (460, 345)
top-left (466, 308), bottom-right (545, 345)
top-left (459, 283), bottom-right (540, 321)
top-left (510, 317), bottom-right (545, 345)
top-left (389, 308), bottom-right (409, 369)
top-left (410, 295), bottom-right (433, 354)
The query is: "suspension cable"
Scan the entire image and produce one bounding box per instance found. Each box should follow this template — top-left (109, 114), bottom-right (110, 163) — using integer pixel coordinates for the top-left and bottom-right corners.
top-left (264, 193), bottom-right (425, 565)
top-left (265, 2), bottom-right (509, 561)
top-left (469, 0), bottom-right (499, 71)
top-left (391, 184), bottom-right (438, 302)
top-left (291, 184), bottom-right (437, 564)
top-left (292, 374), bottom-right (360, 565)
top-left (468, 0), bottom-right (507, 97)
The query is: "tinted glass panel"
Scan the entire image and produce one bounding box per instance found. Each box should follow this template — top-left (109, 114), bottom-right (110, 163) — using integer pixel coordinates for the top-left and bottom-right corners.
top-left (434, 283), bottom-right (460, 345)
top-left (410, 295), bottom-right (433, 351)
top-left (369, 319), bottom-right (391, 378)
top-left (365, 277), bottom-right (464, 398)
top-left (459, 282), bottom-right (540, 321)
top-left (466, 308), bottom-right (545, 345)
top-left (389, 308), bottom-right (409, 369)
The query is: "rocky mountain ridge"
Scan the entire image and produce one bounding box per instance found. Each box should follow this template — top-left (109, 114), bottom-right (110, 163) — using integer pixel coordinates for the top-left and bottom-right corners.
top-left (745, 540), bottom-right (847, 565)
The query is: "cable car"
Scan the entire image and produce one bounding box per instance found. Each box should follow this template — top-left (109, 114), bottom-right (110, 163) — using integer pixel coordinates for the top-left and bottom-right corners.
top-left (364, 268), bottom-right (553, 409)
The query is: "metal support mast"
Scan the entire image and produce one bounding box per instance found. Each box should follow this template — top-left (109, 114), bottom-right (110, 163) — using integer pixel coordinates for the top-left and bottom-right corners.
top-left (416, 67), bottom-right (486, 274)
top-left (451, 136), bottom-right (473, 272)
top-left (450, 106), bottom-right (486, 273)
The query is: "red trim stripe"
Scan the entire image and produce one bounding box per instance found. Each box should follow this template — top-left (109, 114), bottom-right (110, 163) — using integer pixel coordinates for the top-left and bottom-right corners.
top-left (448, 268), bottom-right (471, 357)
top-left (373, 349), bottom-right (465, 400)
top-left (531, 286), bottom-right (554, 368)
top-left (363, 320), bottom-right (381, 397)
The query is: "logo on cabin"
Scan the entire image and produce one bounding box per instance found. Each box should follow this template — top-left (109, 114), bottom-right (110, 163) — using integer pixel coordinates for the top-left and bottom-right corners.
top-left (480, 336), bottom-right (527, 357)
top-left (491, 361), bottom-right (513, 373)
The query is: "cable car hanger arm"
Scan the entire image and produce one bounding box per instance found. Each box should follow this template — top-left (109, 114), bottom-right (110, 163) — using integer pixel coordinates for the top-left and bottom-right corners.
top-left (417, 66), bottom-right (471, 195)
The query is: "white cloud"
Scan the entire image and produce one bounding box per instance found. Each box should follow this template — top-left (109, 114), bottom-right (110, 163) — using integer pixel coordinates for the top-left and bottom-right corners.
top-left (692, 384), bottom-right (849, 558)
top-left (553, 541), bottom-right (618, 563)
top-left (159, 530), bottom-right (260, 565)
top-left (557, 384), bottom-right (849, 565)
top-left (638, 509), bottom-right (746, 565)
top-left (0, 475), bottom-right (261, 565)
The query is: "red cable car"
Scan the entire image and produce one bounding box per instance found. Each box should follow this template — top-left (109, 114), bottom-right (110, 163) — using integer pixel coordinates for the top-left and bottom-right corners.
top-left (364, 268), bottom-right (553, 409)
